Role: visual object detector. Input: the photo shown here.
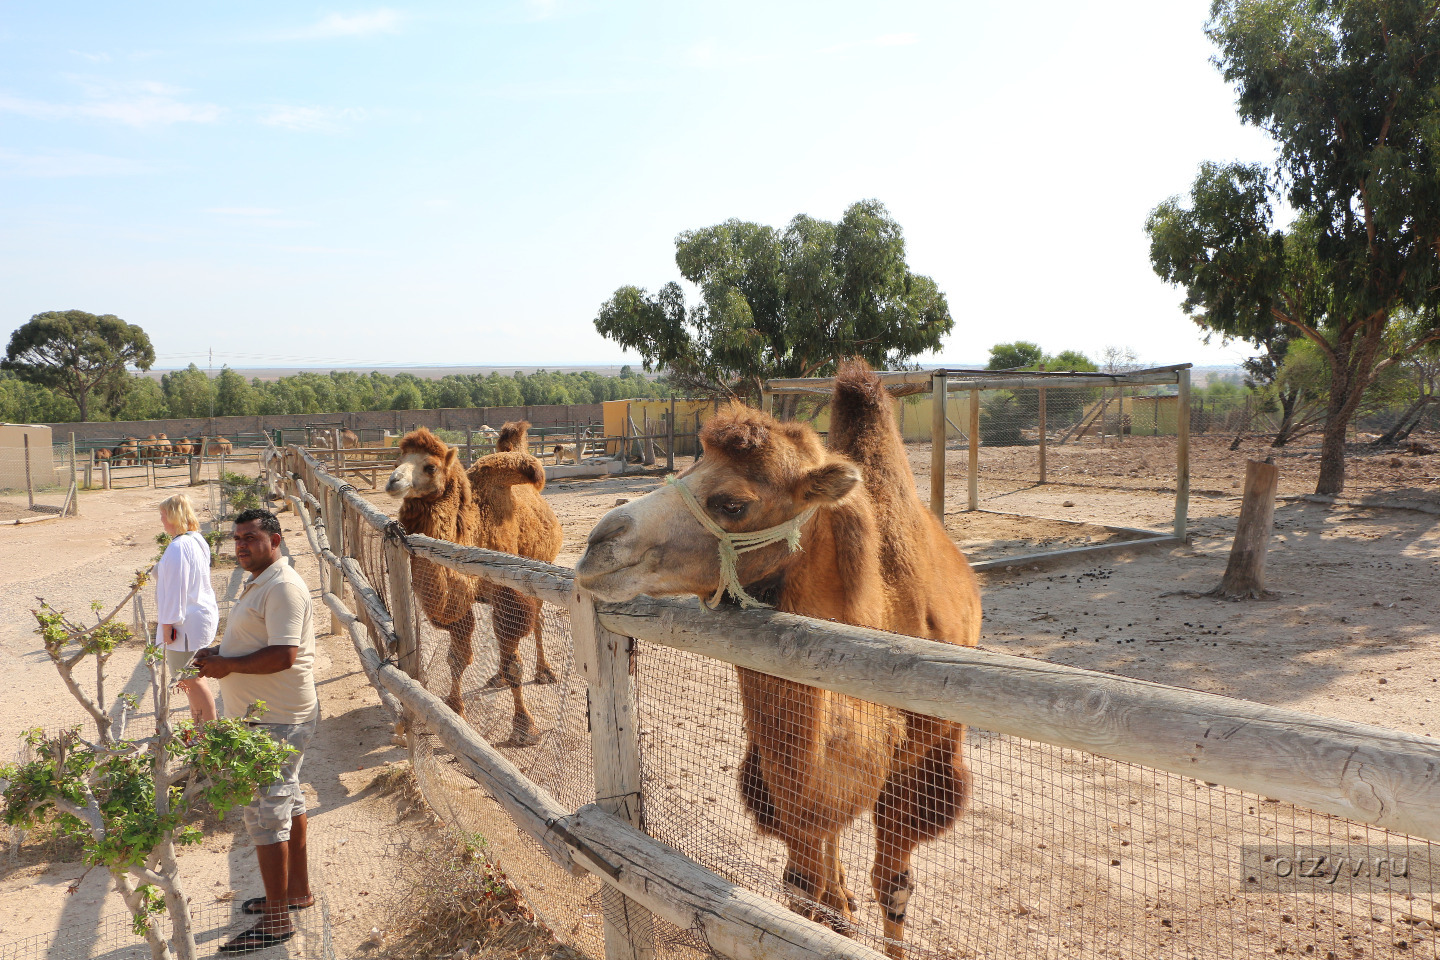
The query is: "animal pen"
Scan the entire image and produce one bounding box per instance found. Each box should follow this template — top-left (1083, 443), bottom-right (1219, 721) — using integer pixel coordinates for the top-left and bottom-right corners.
top-left (765, 366), bottom-right (1195, 570)
top-left (276, 441), bottom-right (1438, 960)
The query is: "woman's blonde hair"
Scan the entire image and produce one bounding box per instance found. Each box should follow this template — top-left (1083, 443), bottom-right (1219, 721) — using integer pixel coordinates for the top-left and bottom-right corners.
top-left (159, 494), bottom-right (201, 533)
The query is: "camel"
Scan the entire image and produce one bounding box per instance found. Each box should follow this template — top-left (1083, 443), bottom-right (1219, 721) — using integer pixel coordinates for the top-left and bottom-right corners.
top-left (314, 427), bottom-right (358, 449)
top-left (552, 442), bottom-right (578, 465)
top-left (576, 362), bottom-right (980, 959)
top-left (113, 439), bottom-right (139, 465)
top-left (171, 438), bottom-right (197, 459)
top-left (493, 420), bottom-right (528, 453)
top-left (386, 427), bottom-right (560, 745)
top-left (202, 436), bottom-right (233, 458)
top-left (478, 424), bottom-right (500, 442)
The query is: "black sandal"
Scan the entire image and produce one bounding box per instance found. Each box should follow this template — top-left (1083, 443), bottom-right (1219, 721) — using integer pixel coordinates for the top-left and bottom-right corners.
top-left (218, 926), bottom-right (295, 954)
top-left (240, 896), bottom-right (314, 915)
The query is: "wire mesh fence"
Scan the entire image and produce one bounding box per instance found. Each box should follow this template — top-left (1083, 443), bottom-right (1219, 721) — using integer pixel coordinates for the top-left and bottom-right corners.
top-left (285, 446), bottom-right (1439, 960)
top-left (0, 444), bottom-right (77, 521)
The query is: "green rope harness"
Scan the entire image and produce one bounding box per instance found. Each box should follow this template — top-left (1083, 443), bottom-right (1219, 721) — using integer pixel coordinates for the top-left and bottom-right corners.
top-left (665, 474), bottom-right (818, 610)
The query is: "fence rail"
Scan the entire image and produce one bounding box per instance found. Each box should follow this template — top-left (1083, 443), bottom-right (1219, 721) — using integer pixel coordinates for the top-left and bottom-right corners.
top-left (277, 442), bottom-right (1440, 960)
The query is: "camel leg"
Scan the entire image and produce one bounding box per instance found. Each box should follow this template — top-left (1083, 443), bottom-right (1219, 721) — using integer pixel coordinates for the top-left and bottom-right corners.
top-left (492, 589), bottom-right (539, 746)
top-left (872, 718), bottom-right (971, 960)
top-left (443, 610), bottom-right (476, 720)
top-left (530, 596), bottom-right (557, 684)
top-left (782, 832), bottom-right (853, 934)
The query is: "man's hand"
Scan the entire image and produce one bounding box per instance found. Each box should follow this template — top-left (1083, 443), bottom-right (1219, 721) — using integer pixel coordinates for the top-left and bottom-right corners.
top-left (192, 647), bottom-right (233, 679)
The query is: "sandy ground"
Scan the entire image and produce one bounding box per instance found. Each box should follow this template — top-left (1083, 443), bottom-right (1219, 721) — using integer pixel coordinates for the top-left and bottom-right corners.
top-left (2, 432), bottom-right (1438, 958)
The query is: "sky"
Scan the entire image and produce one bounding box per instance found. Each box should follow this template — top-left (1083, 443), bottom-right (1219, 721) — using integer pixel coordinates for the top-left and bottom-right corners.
top-left (0, 1), bottom-right (1279, 373)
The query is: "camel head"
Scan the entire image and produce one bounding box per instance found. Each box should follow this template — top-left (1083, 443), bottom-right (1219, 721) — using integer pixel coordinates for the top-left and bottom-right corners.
top-left (577, 404), bottom-right (862, 604)
top-left (387, 427), bottom-right (461, 501)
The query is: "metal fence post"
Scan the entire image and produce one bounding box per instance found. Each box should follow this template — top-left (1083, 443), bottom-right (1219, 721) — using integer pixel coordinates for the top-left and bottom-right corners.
top-left (23, 434), bottom-right (34, 510)
top-left (570, 588), bottom-right (655, 960)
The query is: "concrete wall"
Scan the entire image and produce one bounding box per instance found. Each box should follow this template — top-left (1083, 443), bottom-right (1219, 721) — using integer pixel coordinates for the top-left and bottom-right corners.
top-left (43, 404), bottom-right (606, 448)
top-left (1, 423), bottom-right (56, 488)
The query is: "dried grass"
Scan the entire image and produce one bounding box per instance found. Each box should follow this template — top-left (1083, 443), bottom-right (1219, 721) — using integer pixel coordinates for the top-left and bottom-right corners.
top-left (378, 764), bottom-right (571, 960)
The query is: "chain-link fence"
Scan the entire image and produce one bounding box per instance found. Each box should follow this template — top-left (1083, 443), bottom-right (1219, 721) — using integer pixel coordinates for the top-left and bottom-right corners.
top-left (282, 444), bottom-right (1439, 960)
top-left (0, 442), bottom-right (78, 522)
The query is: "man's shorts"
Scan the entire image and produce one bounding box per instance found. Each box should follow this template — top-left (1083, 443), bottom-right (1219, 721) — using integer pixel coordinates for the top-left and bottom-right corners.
top-left (242, 717), bottom-right (317, 845)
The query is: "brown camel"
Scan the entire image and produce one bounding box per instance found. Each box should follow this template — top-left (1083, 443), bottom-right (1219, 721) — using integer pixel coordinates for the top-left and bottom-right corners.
top-left (576, 362), bottom-right (980, 959)
top-left (386, 427), bottom-right (559, 746)
top-left (466, 423), bottom-right (563, 705)
top-left (113, 439), bottom-right (139, 465)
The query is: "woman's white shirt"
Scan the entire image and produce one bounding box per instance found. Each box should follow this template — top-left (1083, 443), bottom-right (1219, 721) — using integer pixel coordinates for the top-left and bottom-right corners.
top-left (154, 531), bottom-right (219, 651)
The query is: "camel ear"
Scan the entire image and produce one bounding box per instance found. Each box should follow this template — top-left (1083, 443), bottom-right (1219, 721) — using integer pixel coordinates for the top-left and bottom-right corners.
top-left (443, 447), bottom-right (458, 468)
top-left (797, 459), bottom-right (862, 505)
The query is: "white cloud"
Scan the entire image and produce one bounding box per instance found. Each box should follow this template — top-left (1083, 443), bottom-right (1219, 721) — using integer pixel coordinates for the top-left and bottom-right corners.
top-left (0, 79), bottom-right (220, 127)
top-left (259, 105), bottom-right (365, 132)
top-left (0, 148), bottom-right (151, 177)
top-left (275, 10), bottom-right (403, 40)
top-left (70, 50), bottom-right (112, 63)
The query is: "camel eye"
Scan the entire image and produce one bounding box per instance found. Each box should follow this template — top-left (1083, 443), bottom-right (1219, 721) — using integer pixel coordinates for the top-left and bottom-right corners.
top-left (424, 463), bottom-right (436, 474)
top-left (714, 500), bottom-right (746, 518)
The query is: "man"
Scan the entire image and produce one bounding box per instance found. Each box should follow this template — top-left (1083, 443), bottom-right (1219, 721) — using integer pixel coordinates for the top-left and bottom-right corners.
top-left (195, 508), bottom-right (319, 954)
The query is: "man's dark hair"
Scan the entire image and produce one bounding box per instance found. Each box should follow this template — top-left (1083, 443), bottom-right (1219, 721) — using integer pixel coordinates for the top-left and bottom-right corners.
top-left (234, 508), bottom-right (282, 537)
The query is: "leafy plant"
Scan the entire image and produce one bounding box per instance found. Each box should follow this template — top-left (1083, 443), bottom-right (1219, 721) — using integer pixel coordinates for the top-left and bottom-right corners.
top-left (2, 578), bottom-right (293, 959)
top-left (218, 471), bottom-right (265, 519)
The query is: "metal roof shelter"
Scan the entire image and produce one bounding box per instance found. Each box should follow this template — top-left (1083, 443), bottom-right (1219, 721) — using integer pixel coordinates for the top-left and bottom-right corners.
top-left (762, 364), bottom-right (1193, 568)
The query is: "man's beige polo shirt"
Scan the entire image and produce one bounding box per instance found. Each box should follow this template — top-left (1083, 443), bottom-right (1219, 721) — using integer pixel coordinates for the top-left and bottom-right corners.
top-left (218, 556), bottom-right (319, 725)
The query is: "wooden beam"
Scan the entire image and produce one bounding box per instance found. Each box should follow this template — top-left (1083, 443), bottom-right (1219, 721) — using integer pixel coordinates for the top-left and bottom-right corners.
top-left (1175, 367), bottom-right (1191, 539)
top-left (404, 533), bottom-right (574, 607)
top-left (929, 372), bottom-right (946, 518)
top-left (593, 596), bottom-right (1440, 842)
top-left (385, 536), bottom-right (422, 683)
top-left (967, 388), bottom-right (980, 511)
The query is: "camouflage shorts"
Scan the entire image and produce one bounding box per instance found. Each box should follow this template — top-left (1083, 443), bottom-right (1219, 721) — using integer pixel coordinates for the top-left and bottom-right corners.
top-left (242, 717), bottom-right (317, 845)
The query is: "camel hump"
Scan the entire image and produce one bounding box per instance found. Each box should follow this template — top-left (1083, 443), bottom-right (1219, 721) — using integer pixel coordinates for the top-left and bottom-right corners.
top-left (830, 359), bottom-right (901, 460)
top-left (468, 451), bottom-right (546, 491)
top-left (496, 420), bottom-right (530, 453)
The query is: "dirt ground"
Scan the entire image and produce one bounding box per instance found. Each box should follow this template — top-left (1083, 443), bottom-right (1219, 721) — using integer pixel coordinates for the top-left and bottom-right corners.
top-left (1, 432), bottom-right (1438, 957)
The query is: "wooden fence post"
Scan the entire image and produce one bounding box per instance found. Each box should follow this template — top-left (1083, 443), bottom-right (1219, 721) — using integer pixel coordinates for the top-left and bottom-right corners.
top-left (102, 460), bottom-right (111, 490)
top-left (466, 427), bottom-right (473, 467)
top-left (385, 535), bottom-right (422, 682)
top-left (1175, 368), bottom-right (1191, 539)
top-left (325, 486), bottom-right (347, 602)
top-left (666, 396), bottom-right (675, 472)
top-left (570, 588), bottom-right (655, 960)
top-left (929, 373), bottom-right (946, 518)
top-left (968, 388), bottom-right (980, 511)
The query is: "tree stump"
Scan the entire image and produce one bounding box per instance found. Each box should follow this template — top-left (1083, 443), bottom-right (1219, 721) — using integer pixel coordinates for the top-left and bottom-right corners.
top-left (1208, 459), bottom-right (1279, 600)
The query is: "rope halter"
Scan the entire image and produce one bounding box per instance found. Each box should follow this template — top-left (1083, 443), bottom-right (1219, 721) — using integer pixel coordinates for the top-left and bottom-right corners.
top-left (665, 474), bottom-right (818, 610)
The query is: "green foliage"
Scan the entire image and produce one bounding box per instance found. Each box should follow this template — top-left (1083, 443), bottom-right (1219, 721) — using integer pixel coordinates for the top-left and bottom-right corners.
top-left (154, 532), bottom-right (172, 563)
top-left (595, 200), bottom-right (952, 397)
top-left (978, 391), bottom-right (1027, 446)
top-left (161, 364), bottom-right (214, 419)
top-left (114, 376), bottom-right (167, 421)
top-left (3, 593), bottom-right (294, 942)
top-left (986, 342), bottom-right (1044, 371)
top-left (3, 310), bottom-right (155, 422)
top-left (12, 365), bottom-right (670, 424)
top-left (1147, 1), bottom-right (1440, 491)
top-left (214, 366), bottom-right (257, 417)
top-left (220, 471), bottom-right (265, 518)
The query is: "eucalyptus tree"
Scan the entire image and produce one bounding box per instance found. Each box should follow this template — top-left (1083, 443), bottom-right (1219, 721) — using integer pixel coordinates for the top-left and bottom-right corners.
top-left (1147, 1), bottom-right (1440, 494)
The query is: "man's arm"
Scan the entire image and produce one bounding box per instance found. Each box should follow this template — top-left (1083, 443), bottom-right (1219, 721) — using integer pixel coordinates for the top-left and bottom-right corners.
top-left (195, 645), bottom-right (296, 679)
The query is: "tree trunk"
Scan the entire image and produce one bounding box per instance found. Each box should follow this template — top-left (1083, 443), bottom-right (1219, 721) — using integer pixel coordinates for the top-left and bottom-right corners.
top-left (1270, 389), bottom-right (1301, 447)
top-left (1208, 459), bottom-right (1280, 600)
top-left (1316, 416), bottom-right (1347, 496)
top-left (1375, 394), bottom-right (1433, 445)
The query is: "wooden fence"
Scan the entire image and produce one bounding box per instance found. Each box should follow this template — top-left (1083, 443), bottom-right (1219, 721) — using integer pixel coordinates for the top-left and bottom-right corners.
top-left (274, 441), bottom-right (1440, 959)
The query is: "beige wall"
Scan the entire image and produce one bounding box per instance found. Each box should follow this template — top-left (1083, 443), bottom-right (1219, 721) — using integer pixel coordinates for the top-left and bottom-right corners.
top-left (0, 423), bottom-right (56, 489)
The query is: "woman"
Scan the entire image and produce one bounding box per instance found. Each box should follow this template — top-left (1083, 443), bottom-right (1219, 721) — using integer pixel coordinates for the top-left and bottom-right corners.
top-left (156, 493), bottom-right (219, 722)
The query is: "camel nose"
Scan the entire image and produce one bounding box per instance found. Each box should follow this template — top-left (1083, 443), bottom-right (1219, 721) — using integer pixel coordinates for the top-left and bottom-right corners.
top-left (586, 512), bottom-right (632, 549)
